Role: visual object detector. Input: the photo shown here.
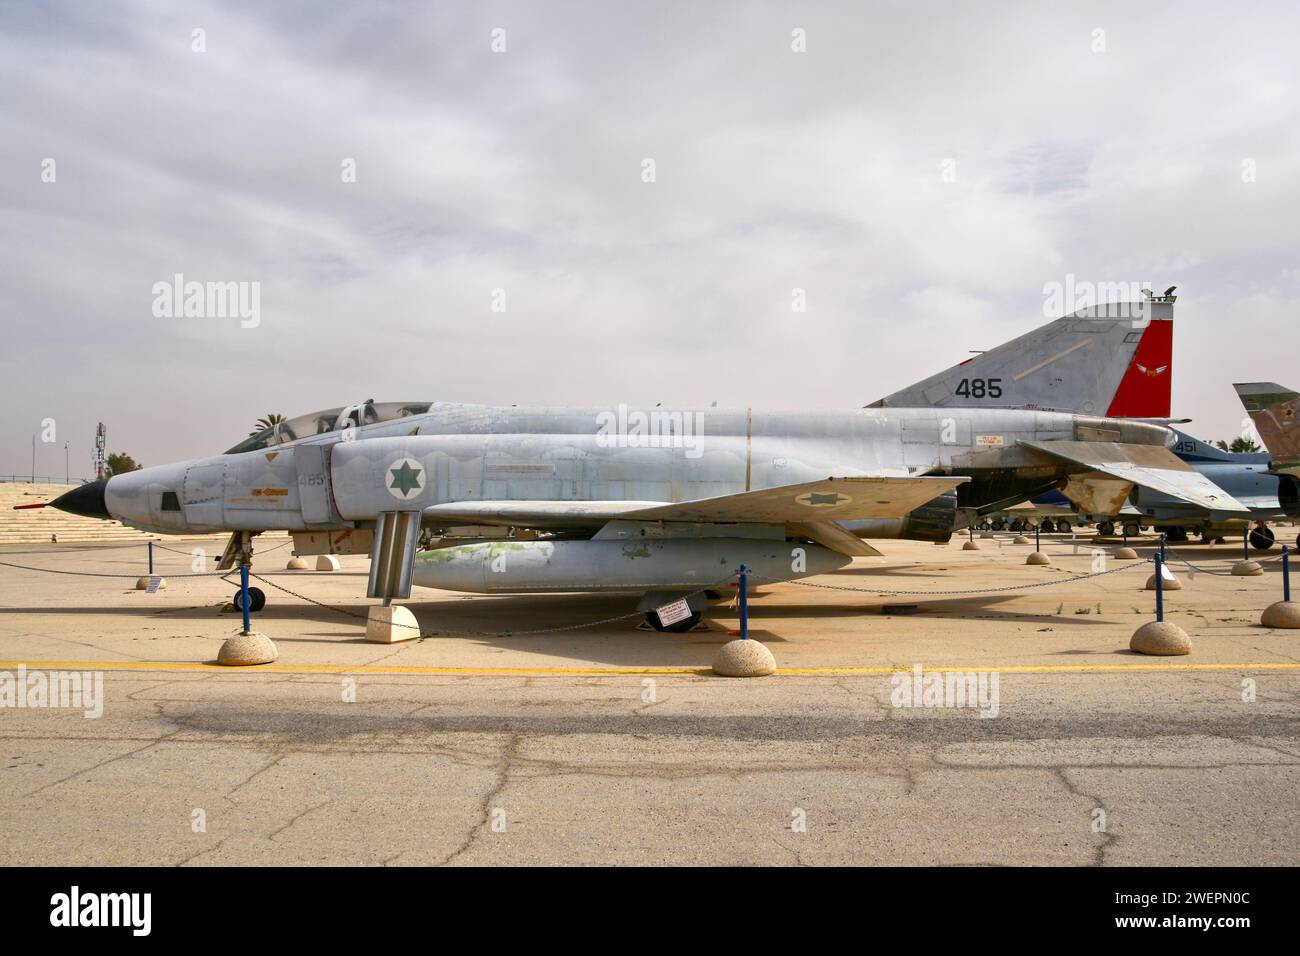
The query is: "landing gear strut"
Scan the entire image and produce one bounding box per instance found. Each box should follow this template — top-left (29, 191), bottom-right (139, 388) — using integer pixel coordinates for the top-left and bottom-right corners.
top-left (220, 530), bottom-right (267, 613)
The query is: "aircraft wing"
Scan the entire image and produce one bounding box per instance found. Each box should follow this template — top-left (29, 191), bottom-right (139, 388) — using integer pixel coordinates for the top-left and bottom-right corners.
top-left (422, 476), bottom-right (968, 529)
top-left (621, 476), bottom-right (967, 523)
top-left (1021, 440), bottom-right (1250, 515)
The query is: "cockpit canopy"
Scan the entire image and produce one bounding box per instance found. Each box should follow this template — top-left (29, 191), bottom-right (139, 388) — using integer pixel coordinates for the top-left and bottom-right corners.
top-left (225, 401), bottom-right (433, 454)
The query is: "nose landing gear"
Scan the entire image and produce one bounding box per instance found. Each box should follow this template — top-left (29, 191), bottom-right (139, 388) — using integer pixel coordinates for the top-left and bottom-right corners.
top-left (219, 530), bottom-right (268, 613)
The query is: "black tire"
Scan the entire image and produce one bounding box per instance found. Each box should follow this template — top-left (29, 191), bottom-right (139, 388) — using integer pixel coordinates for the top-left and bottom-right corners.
top-left (1249, 526), bottom-right (1276, 551)
top-left (1097, 521), bottom-right (1115, 537)
top-left (1123, 522), bottom-right (1141, 539)
top-left (645, 610), bottom-right (701, 633)
top-left (991, 518), bottom-right (1006, 531)
top-left (233, 586), bottom-right (266, 613)
top-left (1166, 526), bottom-right (1188, 543)
top-left (1056, 519), bottom-right (1072, 534)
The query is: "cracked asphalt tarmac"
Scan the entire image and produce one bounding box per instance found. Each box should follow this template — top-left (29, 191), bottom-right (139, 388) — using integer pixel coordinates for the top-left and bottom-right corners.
top-left (2, 533), bottom-right (1298, 865)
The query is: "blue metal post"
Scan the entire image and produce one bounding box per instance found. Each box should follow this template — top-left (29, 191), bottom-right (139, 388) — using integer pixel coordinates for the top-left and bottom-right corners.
top-left (148, 540), bottom-right (153, 574)
top-left (1284, 546), bottom-right (1291, 603)
top-left (1035, 523), bottom-right (1041, 551)
top-left (1122, 523), bottom-right (1128, 545)
top-left (1243, 526), bottom-right (1250, 561)
top-left (240, 563), bottom-right (251, 634)
top-left (1154, 553), bottom-right (1164, 623)
top-left (738, 564), bottom-right (749, 640)
top-left (1160, 532), bottom-right (1167, 563)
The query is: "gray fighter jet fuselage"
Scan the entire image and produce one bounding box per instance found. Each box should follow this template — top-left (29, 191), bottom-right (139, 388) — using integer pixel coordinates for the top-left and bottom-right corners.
top-left (68, 404), bottom-right (1177, 534)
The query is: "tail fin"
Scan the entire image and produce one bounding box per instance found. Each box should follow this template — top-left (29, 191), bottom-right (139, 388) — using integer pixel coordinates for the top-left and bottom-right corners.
top-left (869, 301), bottom-right (1173, 417)
top-left (1235, 382), bottom-right (1300, 468)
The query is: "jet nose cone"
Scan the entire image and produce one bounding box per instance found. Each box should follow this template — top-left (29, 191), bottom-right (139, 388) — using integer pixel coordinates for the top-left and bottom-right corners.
top-left (51, 479), bottom-right (110, 519)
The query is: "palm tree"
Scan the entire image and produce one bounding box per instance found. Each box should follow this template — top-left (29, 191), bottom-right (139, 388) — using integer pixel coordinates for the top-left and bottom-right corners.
top-left (250, 413), bottom-right (286, 437)
top-left (1214, 437), bottom-right (1262, 453)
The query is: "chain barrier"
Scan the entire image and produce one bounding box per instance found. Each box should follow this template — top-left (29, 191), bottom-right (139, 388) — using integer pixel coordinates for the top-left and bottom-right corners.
top-left (152, 538), bottom-right (292, 557)
top-left (2, 534), bottom-right (1283, 636)
top-left (746, 557), bottom-right (1150, 596)
top-left (0, 558), bottom-right (237, 579)
top-left (1164, 548), bottom-right (1286, 577)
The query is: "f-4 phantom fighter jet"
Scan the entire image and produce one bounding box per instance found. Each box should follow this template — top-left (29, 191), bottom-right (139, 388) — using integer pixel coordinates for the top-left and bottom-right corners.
top-left (42, 395), bottom-right (1247, 630)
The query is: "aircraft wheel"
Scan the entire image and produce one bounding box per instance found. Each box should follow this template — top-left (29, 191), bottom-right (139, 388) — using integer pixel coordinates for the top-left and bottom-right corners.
top-left (991, 518), bottom-right (1006, 531)
top-left (1055, 519), bottom-right (1072, 534)
top-left (233, 587), bottom-right (266, 613)
top-left (1123, 522), bottom-right (1141, 539)
top-left (1166, 526), bottom-right (1188, 542)
top-left (1250, 526), bottom-right (1276, 551)
top-left (1097, 521), bottom-right (1115, 537)
top-left (645, 610), bottom-right (701, 633)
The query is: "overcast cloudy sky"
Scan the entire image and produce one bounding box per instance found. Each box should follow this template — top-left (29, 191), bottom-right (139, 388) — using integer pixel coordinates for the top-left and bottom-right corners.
top-left (2, 0), bottom-right (1297, 478)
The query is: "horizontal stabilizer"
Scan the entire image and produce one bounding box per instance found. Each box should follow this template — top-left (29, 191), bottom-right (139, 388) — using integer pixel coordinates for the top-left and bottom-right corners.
top-left (1021, 440), bottom-right (1250, 515)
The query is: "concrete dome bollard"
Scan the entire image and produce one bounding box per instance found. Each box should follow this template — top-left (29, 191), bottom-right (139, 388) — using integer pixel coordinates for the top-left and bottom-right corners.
top-left (712, 639), bottom-right (776, 677)
top-left (962, 540), bottom-right (981, 551)
top-left (1130, 621), bottom-right (1192, 655)
top-left (1026, 551), bottom-right (1051, 565)
top-left (1261, 601), bottom-right (1300, 629)
top-left (1012, 535), bottom-right (1031, 545)
top-left (1231, 560), bottom-right (1264, 576)
top-left (217, 630), bottom-right (278, 665)
top-left (135, 576), bottom-right (165, 590)
top-left (1145, 573), bottom-right (1182, 591)
top-left (1114, 547), bottom-right (1138, 560)
top-left (286, 556), bottom-right (310, 570)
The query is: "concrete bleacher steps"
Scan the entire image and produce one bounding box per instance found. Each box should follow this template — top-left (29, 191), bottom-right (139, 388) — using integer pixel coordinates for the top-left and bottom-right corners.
top-left (1, 483), bottom-right (161, 544)
top-left (1, 483), bottom-right (297, 548)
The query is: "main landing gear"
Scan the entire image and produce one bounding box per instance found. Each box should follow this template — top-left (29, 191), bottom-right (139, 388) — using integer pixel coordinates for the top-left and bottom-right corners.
top-left (644, 610), bottom-right (703, 632)
top-left (1250, 524), bottom-right (1276, 551)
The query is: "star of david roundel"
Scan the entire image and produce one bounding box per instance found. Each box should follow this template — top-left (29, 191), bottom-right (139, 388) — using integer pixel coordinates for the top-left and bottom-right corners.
top-left (385, 457), bottom-right (426, 501)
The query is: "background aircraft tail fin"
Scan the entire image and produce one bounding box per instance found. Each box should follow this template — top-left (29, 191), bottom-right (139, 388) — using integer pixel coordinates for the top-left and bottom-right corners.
top-left (868, 299), bottom-right (1173, 417)
top-left (1235, 382), bottom-right (1300, 465)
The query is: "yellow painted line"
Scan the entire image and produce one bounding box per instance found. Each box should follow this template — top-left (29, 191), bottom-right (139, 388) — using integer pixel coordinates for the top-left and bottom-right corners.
top-left (1, 660), bottom-right (1299, 677)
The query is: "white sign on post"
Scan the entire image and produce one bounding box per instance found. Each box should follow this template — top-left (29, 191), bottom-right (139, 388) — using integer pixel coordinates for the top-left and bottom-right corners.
top-left (145, 575), bottom-right (162, 593)
top-left (655, 598), bottom-right (693, 627)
